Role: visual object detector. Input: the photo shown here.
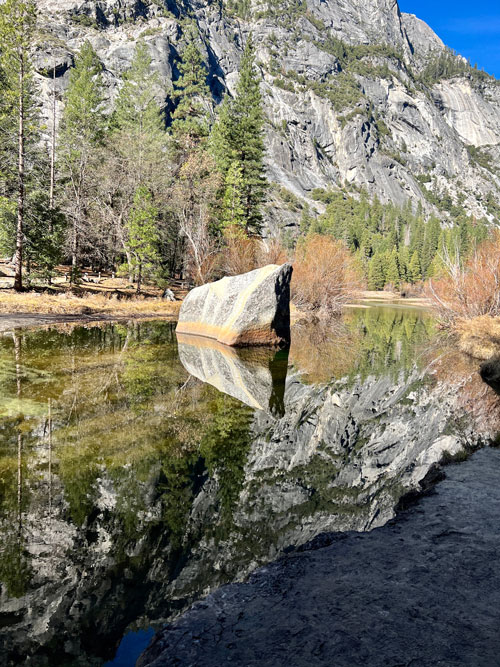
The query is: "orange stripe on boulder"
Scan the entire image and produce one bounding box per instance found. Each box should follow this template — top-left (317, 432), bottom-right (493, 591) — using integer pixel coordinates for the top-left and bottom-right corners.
top-left (176, 264), bottom-right (292, 348)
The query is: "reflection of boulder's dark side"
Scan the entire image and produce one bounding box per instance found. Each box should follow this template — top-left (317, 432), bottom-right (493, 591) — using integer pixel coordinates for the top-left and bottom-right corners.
top-left (176, 264), bottom-right (292, 347)
top-left (268, 349), bottom-right (289, 418)
top-left (177, 334), bottom-right (289, 416)
top-left (480, 358), bottom-right (500, 394)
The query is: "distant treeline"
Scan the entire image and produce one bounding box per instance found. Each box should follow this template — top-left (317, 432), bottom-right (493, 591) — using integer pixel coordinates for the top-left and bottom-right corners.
top-left (305, 189), bottom-right (489, 290)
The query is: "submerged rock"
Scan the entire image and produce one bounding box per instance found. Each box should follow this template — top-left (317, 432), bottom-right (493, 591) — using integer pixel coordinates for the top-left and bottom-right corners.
top-left (176, 264), bottom-right (292, 347)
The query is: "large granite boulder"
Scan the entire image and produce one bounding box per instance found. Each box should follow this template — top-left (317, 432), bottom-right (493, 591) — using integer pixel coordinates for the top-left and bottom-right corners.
top-left (176, 264), bottom-right (292, 348)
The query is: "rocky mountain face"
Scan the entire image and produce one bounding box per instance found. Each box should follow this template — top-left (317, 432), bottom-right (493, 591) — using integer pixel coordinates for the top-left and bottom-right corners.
top-left (32, 0), bottom-right (500, 235)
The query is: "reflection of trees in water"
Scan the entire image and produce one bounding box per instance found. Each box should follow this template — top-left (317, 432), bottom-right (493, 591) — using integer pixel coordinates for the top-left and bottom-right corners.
top-left (290, 318), bottom-right (361, 384)
top-left (426, 344), bottom-right (500, 442)
top-left (351, 307), bottom-right (436, 378)
top-left (200, 395), bottom-right (253, 533)
top-left (0, 322), bottom-right (254, 640)
top-left (290, 307), bottom-right (436, 383)
top-left (0, 315), bottom-right (498, 663)
top-left (0, 333), bottom-right (32, 597)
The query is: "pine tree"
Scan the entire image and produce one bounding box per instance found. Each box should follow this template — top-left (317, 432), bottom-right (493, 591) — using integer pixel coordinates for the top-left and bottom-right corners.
top-left (421, 215), bottom-right (440, 278)
top-left (127, 186), bottom-right (160, 293)
top-left (113, 40), bottom-right (165, 163)
top-left (0, 0), bottom-right (38, 291)
top-left (386, 248), bottom-right (400, 288)
top-left (408, 250), bottom-right (421, 283)
top-left (221, 162), bottom-right (246, 237)
top-left (60, 41), bottom-right (106, 280)
top-left (299, 203), bottom-right (313, 234)
top-left (410, 216), bottom-right (425, 258)
top-left (171, 36), bottom-right (211, 145)
top-left (398, 245), bottom-right (410, 282)
top-left (368, 252), bottom-right (386, 290)
top-left (24, 191), bottom-right (65, 283)
top-left (211, 35), bottom-right (266, 235)
top-left (0, 198), bottom-right (16, 258)
top-left (101, 40), bottom-right (168, 282)
top-left (112, 39), bottom-right (166, 191)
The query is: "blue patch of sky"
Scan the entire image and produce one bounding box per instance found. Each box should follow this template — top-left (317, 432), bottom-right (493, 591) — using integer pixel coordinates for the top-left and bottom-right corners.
top-left (103, 628), bottom-right (155, 667)
top-left (398, 0), bottom-right (500, 78)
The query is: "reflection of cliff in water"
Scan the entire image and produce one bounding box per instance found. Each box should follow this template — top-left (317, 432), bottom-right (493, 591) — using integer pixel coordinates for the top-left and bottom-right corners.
top-left (0, 315), bottom-right (497, 665)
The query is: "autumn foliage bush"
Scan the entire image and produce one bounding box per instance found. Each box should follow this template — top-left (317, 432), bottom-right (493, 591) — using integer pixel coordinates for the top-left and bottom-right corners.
top-left (291, 235), bottom-right (364, 314)
top-left (223, 236), bottom-right (288, 276)
top-left (426, 232), bottom-right (500, 325)
top-left (223, 233), bottom-right (363, 314)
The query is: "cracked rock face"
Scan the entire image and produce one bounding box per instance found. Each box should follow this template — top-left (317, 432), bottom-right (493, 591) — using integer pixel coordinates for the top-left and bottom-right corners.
top-left (32, 0), bottom-right (500, 234)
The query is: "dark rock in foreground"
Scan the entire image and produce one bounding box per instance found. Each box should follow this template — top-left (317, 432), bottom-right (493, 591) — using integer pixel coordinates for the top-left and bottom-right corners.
top-left (176, 264), bottom-right (292, 347)
top-left (139, 448), bottom-right (500, 667)
top-left (480, 358), bottom-right (500, 394)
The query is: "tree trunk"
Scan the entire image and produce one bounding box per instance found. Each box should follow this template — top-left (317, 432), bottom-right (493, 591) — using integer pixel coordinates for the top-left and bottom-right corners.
top-left (26, 254), bottom-right (31, 287)
top-left (14, 59), bottom-right (25, 292)
top-left (125, 249), bottom-right (133, 283)
top-left (49, 65), bottom-right (56, 212)
top-left (14, 332), bottom-right (23, 528)
top-left (47, 70), bottom-right (57, 287)
top-left (136, 260), bottom-right (142, 294)
top-left (48, 398), bottom-right (52, 517)
top-left (71, 215), bottom-right (78, 283)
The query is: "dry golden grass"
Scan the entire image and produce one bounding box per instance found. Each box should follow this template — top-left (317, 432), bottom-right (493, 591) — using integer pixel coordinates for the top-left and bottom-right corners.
top-left (0, 290), bottom-right (181, 318)
top-left (455, 315), bottom-right (500, 360)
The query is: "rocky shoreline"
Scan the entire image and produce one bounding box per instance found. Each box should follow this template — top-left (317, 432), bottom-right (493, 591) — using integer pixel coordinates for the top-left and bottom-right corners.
top-left (139, 447), bottom-right (500, 667)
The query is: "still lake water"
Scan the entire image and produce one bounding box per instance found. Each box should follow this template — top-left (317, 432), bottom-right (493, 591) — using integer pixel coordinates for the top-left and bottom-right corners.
top-left (0, 307), bottom-right (496, 665)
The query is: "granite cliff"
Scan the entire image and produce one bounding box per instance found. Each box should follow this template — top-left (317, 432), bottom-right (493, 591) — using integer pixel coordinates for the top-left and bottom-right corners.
top-left (32, 0), bottom-right (500, 235)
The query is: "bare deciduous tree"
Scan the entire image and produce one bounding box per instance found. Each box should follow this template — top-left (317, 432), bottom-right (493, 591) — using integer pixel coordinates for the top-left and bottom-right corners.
top-left (171, 149), bottom-right (222, 285)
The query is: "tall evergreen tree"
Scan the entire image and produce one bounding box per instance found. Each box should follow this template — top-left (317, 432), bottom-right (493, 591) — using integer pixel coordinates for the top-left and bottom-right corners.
top-left (408, 250), bottom-right (422, 283)
top-left (126, 186), bottom-right (160, 293)
top-left (211, 35), bottom-right (266, 235)
top-left (368, 252), bottom-right (386, 290)
top-left (60, 41), bottom-right (106, 280)
top-left (0, 0), bottom-right (37, 291)
top-left (397, 245), bottom-right (408, 282)
top-left (421, 215), bottom-right (440, 278)
top-left (24, 191), bottom-right (65, 284)
top-left (100, 40), bottom-right (168, 283)
top-left (113, 40), bottom-right (166, 179)
top-left (171, 36), bottom-right (211, 145)
top-left (386, 248), bottom-right (400, 288)
top-left (220, 162), bottom-right (246, 236)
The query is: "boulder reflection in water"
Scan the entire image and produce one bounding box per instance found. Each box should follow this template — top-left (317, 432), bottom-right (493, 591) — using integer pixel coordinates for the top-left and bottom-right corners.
top-left (176, 333), bottom-right (288, 417)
